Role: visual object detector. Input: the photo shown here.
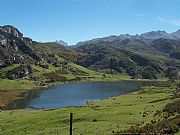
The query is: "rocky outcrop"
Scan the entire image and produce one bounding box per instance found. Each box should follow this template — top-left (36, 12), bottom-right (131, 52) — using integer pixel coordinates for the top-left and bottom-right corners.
top-left (0, 25), bottom-right (23, 40)
top-left (10, 37), bottom-right (41, 61)
top-left (4, 65), bottom-right (34, 80)
top-left (23, 37), bottom-right (33, 45)
top-left (0, 25), bottom-right (42, 68)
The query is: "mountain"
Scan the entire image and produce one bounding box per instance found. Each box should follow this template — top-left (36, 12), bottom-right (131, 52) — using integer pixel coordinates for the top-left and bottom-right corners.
top-left (76, 34), bottom-right (143, 46)
top-left (0, 25), bottom-right (81, 70)
top-left (0, 25), bottom-right (180, 80)
top-left (55, 40), bottom-right (68, 46)
top-left (0, 25), bottom-right (41, 68)
top-left (0, 25), bottom-right (91, 82)
top-left (171, 29), bottom-right (180, 39)
top-left (0, 25), bottom-right (23, 39)
top-left (141, 30), bottom-right (170, 39)
top-left (74, 30), bottom-right (180, 80)
top-left (76, 29), bottom-right (180, 47)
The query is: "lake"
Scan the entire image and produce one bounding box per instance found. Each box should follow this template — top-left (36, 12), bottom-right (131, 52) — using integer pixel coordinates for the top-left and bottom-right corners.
top-left (7, 81), bottom-right (160, 110)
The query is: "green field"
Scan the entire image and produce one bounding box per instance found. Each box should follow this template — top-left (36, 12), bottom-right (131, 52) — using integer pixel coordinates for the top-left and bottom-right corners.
top-left (0, 86), bottom-right (175, 135)
top-left (0, 79), bottom-right (38, 91)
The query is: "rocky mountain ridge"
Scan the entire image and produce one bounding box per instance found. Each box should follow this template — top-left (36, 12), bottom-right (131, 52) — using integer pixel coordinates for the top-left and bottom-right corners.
top-left (76, 29), bottom-right (180, 46)
top-left (0, 26), bottom-right (41, 68)
top-left (74, 30), bottom-right (180, 80)
top-left (0, 25), bottom-right (180, 80)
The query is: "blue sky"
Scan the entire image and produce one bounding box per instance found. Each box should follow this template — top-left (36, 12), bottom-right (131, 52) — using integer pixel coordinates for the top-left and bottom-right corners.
top-left (0, 0), bottom-right (180, 45)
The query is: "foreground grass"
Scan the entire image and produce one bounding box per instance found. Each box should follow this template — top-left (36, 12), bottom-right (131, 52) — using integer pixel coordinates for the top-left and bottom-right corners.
top-left (0, 86), bottom-right (173, 135)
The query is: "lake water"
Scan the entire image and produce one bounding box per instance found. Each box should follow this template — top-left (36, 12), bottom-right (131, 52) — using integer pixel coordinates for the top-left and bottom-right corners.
top-left (7, 81), bottom-right (160, 110)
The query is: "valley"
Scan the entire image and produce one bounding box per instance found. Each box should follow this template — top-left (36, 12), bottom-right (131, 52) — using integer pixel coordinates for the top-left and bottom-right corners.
top-left (0, 25), bottom-right (180, 134)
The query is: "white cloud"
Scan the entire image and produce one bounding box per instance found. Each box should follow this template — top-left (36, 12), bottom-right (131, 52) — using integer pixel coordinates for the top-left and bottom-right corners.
top-left (156, 17), bottom-right (180, 26)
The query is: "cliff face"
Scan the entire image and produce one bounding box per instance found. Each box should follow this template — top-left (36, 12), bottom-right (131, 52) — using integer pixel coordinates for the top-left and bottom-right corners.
top-left (0, 25), bottom-right (41, 68)
top-left (0, 25), bottom-right (23, 40)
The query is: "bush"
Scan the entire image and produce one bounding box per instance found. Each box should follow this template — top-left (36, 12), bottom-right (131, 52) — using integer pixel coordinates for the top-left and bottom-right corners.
top-left (117, 119), bottom-right (179, 135)
top-left (166, 66), bottom-right (180, 80)
top-left (43, 72), bottom-right (67, 82)
top-left (163, 100), bottom-right (180, 115)
top-left (141, 66), bottom-right (157, 79)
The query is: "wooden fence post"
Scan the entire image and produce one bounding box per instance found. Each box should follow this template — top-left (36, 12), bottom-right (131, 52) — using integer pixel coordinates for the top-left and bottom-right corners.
top-left (70, 113), bottom-right (73, 135)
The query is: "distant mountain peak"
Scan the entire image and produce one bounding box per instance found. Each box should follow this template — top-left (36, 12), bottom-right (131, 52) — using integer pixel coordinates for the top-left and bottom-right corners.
top-left (171, 29), bottom-right (180, 39)
top-left (75, 29), bottom-right (180, 47)
top-left (55, 40), bottom-right (68, 46)
top-left (140, 30), bottom-right (169, 39)
top-left (173, 29), bottom-right (180, 35)
top-left (175, 29), bottom-right (180, 32)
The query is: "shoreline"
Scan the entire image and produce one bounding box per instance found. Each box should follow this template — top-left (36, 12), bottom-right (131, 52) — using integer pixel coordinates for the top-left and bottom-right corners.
top-left (1, 78), bottom-right (169, 111)
top-left (0, 84), bottom-right (174, 135)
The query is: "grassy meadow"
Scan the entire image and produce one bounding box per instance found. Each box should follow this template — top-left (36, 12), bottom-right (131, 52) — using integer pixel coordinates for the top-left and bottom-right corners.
top-left (0, 86), bottom-right (175, 135)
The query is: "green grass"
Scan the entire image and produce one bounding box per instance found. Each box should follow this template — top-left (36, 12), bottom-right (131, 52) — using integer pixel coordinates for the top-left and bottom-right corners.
top-left (57, 57), bottom-right (65, 62)
top-left (69, 63), bottom-right (99, 75)
top-left (0, 79), bottom-right (37, 91)
top-left (0, 86), bottom-right (173, 135)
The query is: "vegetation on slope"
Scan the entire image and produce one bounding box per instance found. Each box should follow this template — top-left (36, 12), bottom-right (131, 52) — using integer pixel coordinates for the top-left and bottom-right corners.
top-left (75, 38), bottom-right (180, 80)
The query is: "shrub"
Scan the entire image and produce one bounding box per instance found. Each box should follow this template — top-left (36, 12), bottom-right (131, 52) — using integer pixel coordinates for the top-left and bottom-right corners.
top-left (43, 72), bottom-right (67, 82)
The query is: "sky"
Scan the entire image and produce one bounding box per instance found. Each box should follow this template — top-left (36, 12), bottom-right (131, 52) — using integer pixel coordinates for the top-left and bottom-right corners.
top-left (0, 0), bottom-right (180, 45)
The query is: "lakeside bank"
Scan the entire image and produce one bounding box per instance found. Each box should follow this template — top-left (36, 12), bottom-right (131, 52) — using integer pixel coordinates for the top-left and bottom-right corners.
top-left (0, 83), bottom-right (177, 135)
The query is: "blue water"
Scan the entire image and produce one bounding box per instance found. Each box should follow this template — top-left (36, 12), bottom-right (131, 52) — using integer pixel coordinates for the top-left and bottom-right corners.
top-left (8, 81), bottom-right (159, 109)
